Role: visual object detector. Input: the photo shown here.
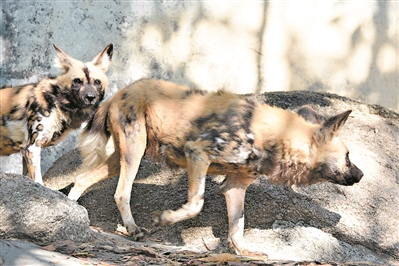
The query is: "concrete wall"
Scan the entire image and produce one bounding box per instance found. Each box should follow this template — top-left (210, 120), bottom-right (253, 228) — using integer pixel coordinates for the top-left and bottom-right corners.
top-left (1, 1), bottom-right (398, 174)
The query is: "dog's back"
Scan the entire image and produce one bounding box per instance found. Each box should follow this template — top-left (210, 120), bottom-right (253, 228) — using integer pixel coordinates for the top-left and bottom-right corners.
top-left (92, 79), bottom-right (258, 168)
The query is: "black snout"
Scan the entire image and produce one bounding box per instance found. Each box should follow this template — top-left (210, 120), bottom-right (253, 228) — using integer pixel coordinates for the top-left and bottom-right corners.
top-left (343, 164), bottom-right (363, 186)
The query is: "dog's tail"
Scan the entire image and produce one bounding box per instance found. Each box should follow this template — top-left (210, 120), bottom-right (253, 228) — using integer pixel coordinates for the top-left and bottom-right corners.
top-left (78, 99), bottom-right (113, 171)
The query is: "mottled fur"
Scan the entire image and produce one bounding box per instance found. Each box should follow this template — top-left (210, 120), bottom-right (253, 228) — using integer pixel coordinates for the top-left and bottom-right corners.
top-left (0, 44), bottom-right (113, 184)
top-left (68, 79), bottom-right (363, 256)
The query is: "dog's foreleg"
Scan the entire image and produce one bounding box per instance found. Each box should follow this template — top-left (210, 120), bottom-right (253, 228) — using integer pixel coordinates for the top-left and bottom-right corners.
top-left (20, 144), bottom-right (43, 185)
top-left (21, 114), bottom-right (61, 184)
top-left (220, 174), bottom-right (266, 257)
top-left (155, 140), bottom-right (210, 225)
top-left (22, 157), bottom-right (28, 176)
top-left (68, 151), bottom-right (120, 200)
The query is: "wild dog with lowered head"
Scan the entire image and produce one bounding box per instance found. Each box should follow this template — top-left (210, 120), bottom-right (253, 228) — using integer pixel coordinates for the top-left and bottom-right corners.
top-left (0, 44), bottom-right (113, 184)
top-left (68, 79), bottom-right (363, 256)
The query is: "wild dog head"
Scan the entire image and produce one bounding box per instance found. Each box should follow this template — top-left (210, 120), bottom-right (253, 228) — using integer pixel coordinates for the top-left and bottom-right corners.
top-left (0, 44), bottom-right (113, 184)
top-left (298, 106), bottom-right (363, 186)
top-left (51, 43), bottom-right (113, 113)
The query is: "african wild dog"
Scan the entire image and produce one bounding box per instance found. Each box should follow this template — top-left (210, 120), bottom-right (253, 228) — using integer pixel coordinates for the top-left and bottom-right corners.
top-left (0, 44), bottom-right (113, 184)
top-left (68, 79), bottom-right (363, 256)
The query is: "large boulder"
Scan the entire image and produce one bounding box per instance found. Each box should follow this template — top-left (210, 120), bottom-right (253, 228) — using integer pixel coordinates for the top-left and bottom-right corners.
top-left (0, 173), bottom-right (94, 245)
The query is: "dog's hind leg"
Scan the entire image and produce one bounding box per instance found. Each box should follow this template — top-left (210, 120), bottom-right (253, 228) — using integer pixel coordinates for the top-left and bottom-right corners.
top-left (155, 140), bottom-right (210, 225)
top-left (113, 120), bottom-right (147, 240)
top-left (68, 151), bottom-right (120, 200)
top-left (220, 174), bottom-right (266, 257)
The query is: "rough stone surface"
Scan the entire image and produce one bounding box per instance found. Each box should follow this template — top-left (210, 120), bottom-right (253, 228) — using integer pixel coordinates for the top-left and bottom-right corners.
top-left (40, 90), bottom-right (399, 264)
top-left (0, 173), bottom-right (94, 245)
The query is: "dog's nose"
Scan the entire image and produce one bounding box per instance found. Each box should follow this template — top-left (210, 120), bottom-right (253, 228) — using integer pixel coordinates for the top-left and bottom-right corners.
top-left (85, 93), bottom-right (96, 103)
top-left (351, 164), bottom-right (363, 182)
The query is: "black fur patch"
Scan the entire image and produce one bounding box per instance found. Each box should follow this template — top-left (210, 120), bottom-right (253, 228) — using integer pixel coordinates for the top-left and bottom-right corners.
top-left (121, 92), bottom-right (128, 100)
top-left (29, 98), bottom-right (43, 115)
top-left (247, 144), bottom-right (278, 175)
top-left (83, 67), bottom-right (91, 84)
top-left (43, 91), bottom-right (56, 111)
top-left (195, 100), bottom-right (256, 153)
top-left (58, 87), bottom-right (82, 112)
top-left (181, 88), bottom-right (206, 99)
top-left (9, 105), bottom-right (20, 115)
top-left (14, 86), bottom-right (24, 95)
top-left (51, 85), bottom-right (61, 95)
top-left (85, 113), bottom-right (111, 138)
top-left (193, 113), bottom-right (218, 129)
top-left (29, 132), bottom-right (38, 145)
top-left (122, 106), bottom-right (137, 126)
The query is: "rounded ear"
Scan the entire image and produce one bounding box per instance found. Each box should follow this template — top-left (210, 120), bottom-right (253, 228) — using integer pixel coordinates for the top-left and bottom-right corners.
top-left (91, 43), bottom-right (113, 73)
top-left (322, 110), bottom-right (352, 139)
top-left (297, 105), bottom-right (320, 124)
top-left (53, 44), bottom-right (74, 73)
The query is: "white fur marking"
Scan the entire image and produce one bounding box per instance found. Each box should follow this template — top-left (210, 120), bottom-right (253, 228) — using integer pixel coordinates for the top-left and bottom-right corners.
top-left (252, 147), bottom-right (261, 156)
top-left (215, 137), bottom-right (226, 144)
top-left (229, 145), bottom-right (252, 163)
top-left (28, 144), bottom-right (43, 184)
top-left (200, 132), bottom-right (210, 138)
top-left (237, 146), bottom-right (252, 161)
top-left (247, 133), bottom-right (254, 139)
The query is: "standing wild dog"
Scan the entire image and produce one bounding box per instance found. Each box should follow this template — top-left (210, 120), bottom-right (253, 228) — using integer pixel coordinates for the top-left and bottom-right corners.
top-left (0, 44), bottom-right (113, 184)
top-left (68, 79), bottom-right (363, 256)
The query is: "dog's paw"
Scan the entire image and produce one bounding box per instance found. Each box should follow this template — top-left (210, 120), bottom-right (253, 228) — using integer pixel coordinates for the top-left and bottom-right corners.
top-left (153, 210), bottom-right (172, 226)
top-left (237, 248), bottom-right (268, 259)
top-left (153, 209), bottom-right (176, 226)
top-left (124, 224), bottom-right (148, 241)
top-left (229, 239), bottom-right (268, 259)
top-left (153, 210), bottom-right (163, 226)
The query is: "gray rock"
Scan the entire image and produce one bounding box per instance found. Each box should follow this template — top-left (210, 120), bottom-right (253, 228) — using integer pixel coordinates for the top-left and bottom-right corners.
top-left (43, 149), bottom-right (82, 191)
top-left (0, 173), bottom-right (94, 245)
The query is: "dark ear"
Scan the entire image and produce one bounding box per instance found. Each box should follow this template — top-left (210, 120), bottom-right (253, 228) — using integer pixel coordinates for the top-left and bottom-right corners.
top-left (297, 105), bottom-right (320, 124)
top-left (53, 44), bottom-right (74, 73)
top-left (91, 43), bottom-right (113, 73)
top-left (322, 110), bottom-right (352, 139)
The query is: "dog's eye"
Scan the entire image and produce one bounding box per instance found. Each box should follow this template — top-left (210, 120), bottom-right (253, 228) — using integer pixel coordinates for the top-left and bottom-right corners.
top-left (73, 78), bottom-right (83, 85)
top-left (94, 79), bottom-right (101, 85)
